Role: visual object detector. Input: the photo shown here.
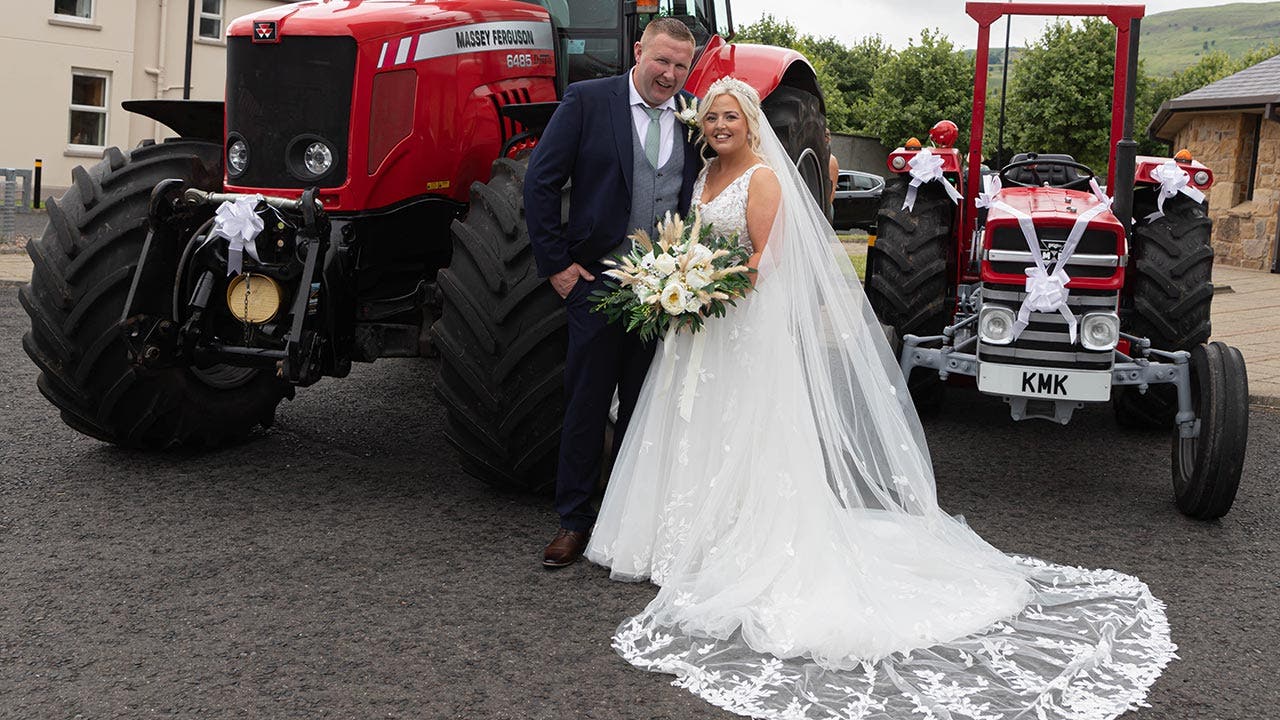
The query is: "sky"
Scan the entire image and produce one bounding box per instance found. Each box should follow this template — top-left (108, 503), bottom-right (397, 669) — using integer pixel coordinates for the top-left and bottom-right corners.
top-left (727, 0), bottom-right (1280, 49)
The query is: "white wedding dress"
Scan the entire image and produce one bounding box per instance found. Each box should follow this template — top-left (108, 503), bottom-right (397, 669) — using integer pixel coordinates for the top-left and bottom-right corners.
top-left (584, 128), bottom-right (1175, 720)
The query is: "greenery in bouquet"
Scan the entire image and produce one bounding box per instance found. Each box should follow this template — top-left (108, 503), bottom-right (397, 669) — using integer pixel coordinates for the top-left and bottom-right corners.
top-left (590, 208), bottom-right (753, 342)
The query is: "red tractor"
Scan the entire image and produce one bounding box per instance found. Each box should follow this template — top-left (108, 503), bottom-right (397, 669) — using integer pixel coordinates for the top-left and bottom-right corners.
top-left (865, 1), bottom-right (1248, 519)
top-left (20, 0), bottom-right (829, 492)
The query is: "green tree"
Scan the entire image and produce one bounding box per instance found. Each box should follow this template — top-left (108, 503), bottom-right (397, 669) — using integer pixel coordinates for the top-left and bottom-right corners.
top-left (1138, 43), bottom-right (1280, 154)
top-left (733, 13), bottom-right (800, 48)
top-left (862, 29), bottom-right (974, 150)
top-left (734, 15), bottom-right (888, 133)
top-left (1003, 18), bottom-right (1120, 172)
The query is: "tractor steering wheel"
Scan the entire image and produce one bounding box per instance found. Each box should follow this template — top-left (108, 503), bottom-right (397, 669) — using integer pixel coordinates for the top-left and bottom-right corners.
top-left (999, 157), bottom-right (1096, 191)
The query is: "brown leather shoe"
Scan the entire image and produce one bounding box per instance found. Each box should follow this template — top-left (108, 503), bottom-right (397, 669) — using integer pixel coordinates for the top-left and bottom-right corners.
top-left (543, 528), bottom-right (590, 568)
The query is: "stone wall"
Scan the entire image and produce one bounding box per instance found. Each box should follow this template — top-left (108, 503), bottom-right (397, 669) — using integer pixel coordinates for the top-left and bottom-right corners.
top-left (1175, 113), bottom-right (1280, 271)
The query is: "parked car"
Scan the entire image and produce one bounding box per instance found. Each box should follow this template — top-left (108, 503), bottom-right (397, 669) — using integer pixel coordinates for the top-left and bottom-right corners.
top-left (832, 169), bottom-right (885, 232)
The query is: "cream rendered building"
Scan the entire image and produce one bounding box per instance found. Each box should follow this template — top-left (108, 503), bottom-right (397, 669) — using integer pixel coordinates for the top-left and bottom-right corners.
top-left (0, 0), bottom-right (290, 191)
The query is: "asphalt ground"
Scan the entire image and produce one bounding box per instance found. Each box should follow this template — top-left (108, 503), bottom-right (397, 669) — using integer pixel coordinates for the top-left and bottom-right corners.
top-left (2, 280), bottom-right (1278, 719)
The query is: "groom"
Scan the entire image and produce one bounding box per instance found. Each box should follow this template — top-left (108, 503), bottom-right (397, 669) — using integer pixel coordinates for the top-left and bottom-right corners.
top-left (525, 18), bottom-right (701, 568)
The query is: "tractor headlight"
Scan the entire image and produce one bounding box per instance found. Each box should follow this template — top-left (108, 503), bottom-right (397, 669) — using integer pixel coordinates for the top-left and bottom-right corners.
top-left (227, 138), bottom-right (248, 177)
top-left (1193, 170), bottom-right (1210, 186)
top-left (1080, 312), bottom-right (1120, 351)
top-left (978, 305), bottom-right (1016, 345)
top-left (303, 142), bottom-right (334, 176)
top-left (286, 135), bottom-right (337, 181)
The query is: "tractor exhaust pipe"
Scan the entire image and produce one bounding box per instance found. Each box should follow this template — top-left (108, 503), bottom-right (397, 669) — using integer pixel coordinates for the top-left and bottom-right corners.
top-left (1111, 17), bottom-right (1141, 235)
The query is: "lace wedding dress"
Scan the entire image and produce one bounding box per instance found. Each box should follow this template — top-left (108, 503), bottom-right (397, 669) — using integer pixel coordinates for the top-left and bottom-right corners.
top-left (584, 131), bottom-right (1176, 720)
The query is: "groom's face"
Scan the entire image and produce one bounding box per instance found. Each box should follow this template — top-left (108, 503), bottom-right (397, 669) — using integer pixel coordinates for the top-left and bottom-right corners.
top-left (632, 32), bottom-right (695, 107)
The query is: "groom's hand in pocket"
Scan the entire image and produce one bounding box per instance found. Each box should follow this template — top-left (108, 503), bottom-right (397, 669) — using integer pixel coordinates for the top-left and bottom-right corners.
top-left (551, 263), bottom-right (596, 299)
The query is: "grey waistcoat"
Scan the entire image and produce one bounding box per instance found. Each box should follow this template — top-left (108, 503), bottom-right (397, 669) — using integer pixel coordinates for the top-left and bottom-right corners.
top-left (617, 119), bottom-right (684, 257)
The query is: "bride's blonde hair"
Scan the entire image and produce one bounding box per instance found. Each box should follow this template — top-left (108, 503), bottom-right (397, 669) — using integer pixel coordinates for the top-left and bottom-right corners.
top-left (697, 76), bottom-right (765, 156)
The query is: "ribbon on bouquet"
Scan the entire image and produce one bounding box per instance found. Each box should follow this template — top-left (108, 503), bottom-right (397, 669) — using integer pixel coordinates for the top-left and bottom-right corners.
top-left (902, 147), bottom-right (963, 212)
top-left (655, 324), bottom-right (707, 423)
top-left (660, 324), bottom-right (711, 420)
top-left (678, 331), bottom-right (706, 422)
top-left (986, 178), bottom-right (1113, 344)
top-left (211, 195), bottom-right (265, 276)
top-left (1146, 160), bottom-right (1205, 221)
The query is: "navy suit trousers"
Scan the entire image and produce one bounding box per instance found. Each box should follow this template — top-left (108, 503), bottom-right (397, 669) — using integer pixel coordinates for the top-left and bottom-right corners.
top-left (555, 269), bottom-right (656, 533)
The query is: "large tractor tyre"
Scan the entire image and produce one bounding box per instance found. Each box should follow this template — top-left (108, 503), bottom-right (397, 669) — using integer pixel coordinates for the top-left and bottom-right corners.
top-left (762, 84), bottom-right (829, 210)
top-left (865, 178), bottom-right (953, 410)
top-left (19, 139), bottom-right (289, 447)
top-left (1171, 341), bottom-right (1248, 520)
top-left (431, 156), bottom-right (566, 494)
top-left (1115, 195), bottom-right (1214, 429)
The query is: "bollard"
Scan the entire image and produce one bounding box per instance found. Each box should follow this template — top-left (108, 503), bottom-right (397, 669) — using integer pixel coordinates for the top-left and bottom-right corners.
top-left (33, 159), bottom-right (42, 210)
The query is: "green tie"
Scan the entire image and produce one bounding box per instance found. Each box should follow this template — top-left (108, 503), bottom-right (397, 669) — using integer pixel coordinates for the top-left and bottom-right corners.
top-left (642, 105), bottom-right (663, 167)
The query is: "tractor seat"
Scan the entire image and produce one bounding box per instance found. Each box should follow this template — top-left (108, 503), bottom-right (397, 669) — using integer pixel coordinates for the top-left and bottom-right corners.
top-left (1004, 153), bottom-right (1083, 188)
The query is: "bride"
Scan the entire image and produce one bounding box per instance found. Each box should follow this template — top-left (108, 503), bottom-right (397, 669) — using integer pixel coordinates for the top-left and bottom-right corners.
top-left (583, 76), bottom-right (1176, 719)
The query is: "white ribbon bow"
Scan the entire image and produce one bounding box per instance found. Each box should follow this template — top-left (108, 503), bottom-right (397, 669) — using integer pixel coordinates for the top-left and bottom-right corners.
top-left (1146, 160), bottom-right (1205, 221)
top-left (902, 148), bottom-right (963, 212)
top-left (975, 174), bottom-right (1002, 210)
top-left (211, 195), bottom-right (265, 276)
top-left (994, 179), bottom-right (1113, 344)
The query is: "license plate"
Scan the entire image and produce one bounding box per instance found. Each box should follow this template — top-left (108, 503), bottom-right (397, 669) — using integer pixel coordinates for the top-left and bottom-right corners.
top-left (978, 363), bottom-right (1111, 401)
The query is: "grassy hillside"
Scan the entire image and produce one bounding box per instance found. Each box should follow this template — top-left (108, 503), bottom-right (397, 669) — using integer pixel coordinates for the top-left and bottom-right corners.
top-left (964, 3), bottom-right (1280, 78)
top-left (1139, 2), bottom-right (1280, 76)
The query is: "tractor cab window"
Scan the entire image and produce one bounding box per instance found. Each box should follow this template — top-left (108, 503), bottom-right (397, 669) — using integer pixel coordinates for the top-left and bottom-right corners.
top-left (520, 0), bottom-right (624, 85)
top-left (639, 0), bottom-right (717, 48)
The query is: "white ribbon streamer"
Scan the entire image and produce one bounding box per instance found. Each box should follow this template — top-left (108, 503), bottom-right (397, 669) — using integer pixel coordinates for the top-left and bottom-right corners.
top-left (988, 179), bottom-right (1113, 344)
top-left (211, 195), bottom-right (265, 276)
top-left (902, 148), bottom-right (963, 212)
top-left (677, 331), bottom-right (706, 422)
top-left (1145, 160), bottom-right (1205, 221)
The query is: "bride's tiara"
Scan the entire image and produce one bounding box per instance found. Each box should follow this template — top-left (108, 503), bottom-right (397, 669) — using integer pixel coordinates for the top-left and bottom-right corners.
top-left (705, 76), bottom-right (760, 105)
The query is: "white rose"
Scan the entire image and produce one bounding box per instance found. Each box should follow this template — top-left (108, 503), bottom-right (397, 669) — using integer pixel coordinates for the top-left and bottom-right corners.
top-left (653, 252), bottom-right (678, 276)
top-left (640, 252), bottom-right (657, 270)
top-left (683, 292), bottom-right (703, 314)
top-left (686, 267), bottom-right (712, 290)
top-left (688, 243), bottom-right (714, 268)
top-left (660, 281), bottom-right (690, 315)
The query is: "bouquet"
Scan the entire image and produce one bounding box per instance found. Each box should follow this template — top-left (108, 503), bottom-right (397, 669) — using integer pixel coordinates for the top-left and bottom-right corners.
top-left (590, 209), bottom-right (753, 341)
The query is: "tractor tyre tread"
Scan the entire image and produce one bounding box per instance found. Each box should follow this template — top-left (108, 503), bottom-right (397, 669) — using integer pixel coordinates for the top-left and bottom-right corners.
top-left (20, 140), bottom-right (288, 448)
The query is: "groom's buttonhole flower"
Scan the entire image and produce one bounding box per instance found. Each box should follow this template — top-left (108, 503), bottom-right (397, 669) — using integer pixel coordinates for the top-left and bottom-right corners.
top-left (676, 95), bottom-right (701, 141)
top-left (590, 208), bottom-right (753, 342)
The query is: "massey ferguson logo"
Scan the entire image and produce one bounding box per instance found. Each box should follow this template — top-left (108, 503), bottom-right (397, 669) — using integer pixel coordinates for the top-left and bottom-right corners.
top-left (1040, 240), bottom-right (1065, 264)
top-left (253, 21), bottom-right (278, 42)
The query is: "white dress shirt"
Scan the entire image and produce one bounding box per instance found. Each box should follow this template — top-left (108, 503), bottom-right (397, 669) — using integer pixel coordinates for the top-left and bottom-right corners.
top-left (628, 70), bottom-right (678, 167)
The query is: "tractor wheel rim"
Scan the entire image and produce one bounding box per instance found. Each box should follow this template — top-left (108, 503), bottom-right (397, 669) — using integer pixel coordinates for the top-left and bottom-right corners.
top-left (1176, 436), bottom-right (1198, 491)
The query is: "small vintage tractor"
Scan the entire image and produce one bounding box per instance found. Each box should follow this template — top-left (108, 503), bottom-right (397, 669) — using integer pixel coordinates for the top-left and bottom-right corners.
top-left (20, 0), bottom-right (829, 492)
top-left (865, 1), bottom-right (1248, 520)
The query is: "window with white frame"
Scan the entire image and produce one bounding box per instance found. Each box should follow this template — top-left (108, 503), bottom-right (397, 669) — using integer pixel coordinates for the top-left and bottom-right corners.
top-left (54, 0), bottom-right (93, 19)
top-left (198, 0), bottom-right (224, 40)
top-left (68, 70), bottom-right (109, 147)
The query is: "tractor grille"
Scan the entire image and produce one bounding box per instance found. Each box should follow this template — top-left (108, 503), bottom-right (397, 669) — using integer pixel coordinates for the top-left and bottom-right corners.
top-left (226, 36), bottom-right (357, 188)
top-left (987, 225), bottom-right (1121, 279)
top-left (978, 284), bottom-right (1117, 370)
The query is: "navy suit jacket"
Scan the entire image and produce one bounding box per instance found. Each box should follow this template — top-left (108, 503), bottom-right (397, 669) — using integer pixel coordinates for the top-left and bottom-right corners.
top-left (525, 73), bottom-right (701, 278)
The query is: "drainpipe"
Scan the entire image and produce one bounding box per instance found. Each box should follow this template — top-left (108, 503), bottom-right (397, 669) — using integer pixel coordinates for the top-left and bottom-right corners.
top-left (143, 0), bottom-right (169, 139)
top-left (1268, 102), bottom-right (1280, 274)
top-left (183, 0), bottom-right (195, 99)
